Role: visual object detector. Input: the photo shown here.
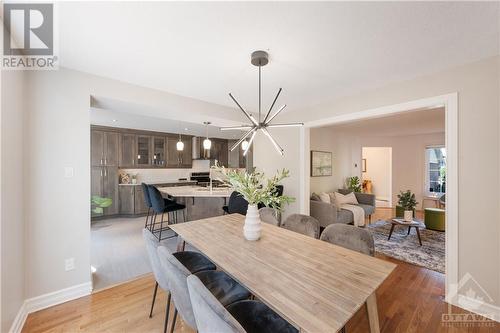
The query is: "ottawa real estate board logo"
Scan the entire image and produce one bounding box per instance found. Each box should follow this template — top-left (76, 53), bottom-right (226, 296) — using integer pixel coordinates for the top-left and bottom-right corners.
top-left (2, 2), bottom-right (58, 70)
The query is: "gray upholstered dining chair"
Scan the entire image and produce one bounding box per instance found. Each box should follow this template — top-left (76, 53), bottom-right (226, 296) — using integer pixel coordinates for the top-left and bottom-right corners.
top-left (157, 246), bottom-right (251, 333)
top-left (143, 229), bottom-right (216, 333)
top-left (281, 214), bottom-right (320, 239)
top-left (320, 223), bottom-right (375, 256)
top-left (259, 207), bottom-right (280, 226)
top-left (187, 274), bottom-right (298, 333)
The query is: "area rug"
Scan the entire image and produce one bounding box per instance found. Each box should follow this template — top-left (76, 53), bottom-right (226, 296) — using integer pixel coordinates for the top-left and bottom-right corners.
top-left (367, 220), bottom-right (445, 273)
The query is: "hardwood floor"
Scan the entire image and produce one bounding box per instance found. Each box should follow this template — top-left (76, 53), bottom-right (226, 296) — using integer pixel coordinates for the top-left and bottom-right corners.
top-left (23, 209), bottom-right (498, 332)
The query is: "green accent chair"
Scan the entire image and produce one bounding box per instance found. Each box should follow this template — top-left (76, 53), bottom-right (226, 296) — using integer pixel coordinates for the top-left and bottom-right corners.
top-left (424, 208), bottom-right (445, 231)
top-left (395, 205), bottom-right (415, 218)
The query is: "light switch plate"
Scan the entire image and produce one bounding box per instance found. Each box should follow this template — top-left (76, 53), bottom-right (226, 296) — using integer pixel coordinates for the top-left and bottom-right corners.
top-left (65, 258), bottom-right (75, 271)
top-left (64, 167), bottom-right (74, 178)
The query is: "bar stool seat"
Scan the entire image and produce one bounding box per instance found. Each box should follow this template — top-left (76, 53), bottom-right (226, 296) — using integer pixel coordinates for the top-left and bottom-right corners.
top-left (227, 300), bottom-right (298, 333)
top-left (173, 251), bottom-right (216, 274)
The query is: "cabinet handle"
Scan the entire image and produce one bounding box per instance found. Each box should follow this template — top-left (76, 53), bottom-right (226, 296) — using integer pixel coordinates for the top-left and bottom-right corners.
top-left (100, 158), bottom-right (103, 165)
top-left (104, 157), bottom-right (107, 165)
top-left (104, 168), bottom-right (107, 177)
top-left (100, 169), bottom-right (103, 177)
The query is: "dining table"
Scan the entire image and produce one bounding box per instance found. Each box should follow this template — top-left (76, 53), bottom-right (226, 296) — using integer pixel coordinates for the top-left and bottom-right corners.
top-left (170, 214), bottom-right (396, 333)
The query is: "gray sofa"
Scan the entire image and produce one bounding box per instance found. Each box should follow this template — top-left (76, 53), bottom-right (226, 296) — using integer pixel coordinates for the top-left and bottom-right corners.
top-left (310, 189), bottom-right (376, 227)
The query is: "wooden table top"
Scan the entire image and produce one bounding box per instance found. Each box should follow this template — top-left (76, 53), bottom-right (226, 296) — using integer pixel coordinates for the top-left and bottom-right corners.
top-left (170, 214), bottom-right (396, 333)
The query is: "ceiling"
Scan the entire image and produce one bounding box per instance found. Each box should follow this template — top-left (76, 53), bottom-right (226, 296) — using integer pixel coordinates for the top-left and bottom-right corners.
top-left (59, 2), bottom-right (498, 114)
top-left (321, 107), bottom-right (445, 137)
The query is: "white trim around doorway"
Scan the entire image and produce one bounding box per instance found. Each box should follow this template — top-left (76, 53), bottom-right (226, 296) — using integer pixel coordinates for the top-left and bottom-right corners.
top-left (299, 93), bottom-right (458, 308)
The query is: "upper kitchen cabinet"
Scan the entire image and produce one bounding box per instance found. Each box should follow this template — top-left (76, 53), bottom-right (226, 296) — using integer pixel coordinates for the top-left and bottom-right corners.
top-left (211, 138), bottom-right (228, 167)
top-left (120, 133), bottom-right (136, 168)
top-left (152, 136), bottom-right (166, 167)
top-left (136, 135), bottom-right (152, 167)
top-left (91, 130), bottom-right (119, 166)
top-left (166, 135), bottom-right (192, 168)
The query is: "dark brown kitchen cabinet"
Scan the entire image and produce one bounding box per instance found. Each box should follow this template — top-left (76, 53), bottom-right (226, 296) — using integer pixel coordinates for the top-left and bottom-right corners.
top-left (166, 135), bottom-right (193, 168)
top-left (211, 139), bottom-right (228, 167)
top-left (118, 186), bottom-right (135, 215)
top-left (152, 136), bottom-right (166, 167)
top-left (120, 134), bottom-right (136, 168)
top-left (91, 130), bottom-right (119, 167)
top-left (91, 166), bottom-right (119, 217)
top-left (134, 186), bottom-right (149, 214)
top-left (136, 135), bottom-right (152, 167)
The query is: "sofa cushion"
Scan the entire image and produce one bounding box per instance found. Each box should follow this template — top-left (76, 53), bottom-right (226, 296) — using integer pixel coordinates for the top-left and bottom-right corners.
top-left (334, 192), bottom-right (359, 205)
top-left (319, 192), bottom-right (331, 203)
top-left (310, 193), bottom-right (320, 201)
top-left (336, 210), bottom-right (353, 224)
top-left (356, 204), bottom-right (375, 216)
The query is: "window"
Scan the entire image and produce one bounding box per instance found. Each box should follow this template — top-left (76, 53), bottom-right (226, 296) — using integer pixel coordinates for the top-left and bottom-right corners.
top-left (425, 146), bottom-right (446, 194)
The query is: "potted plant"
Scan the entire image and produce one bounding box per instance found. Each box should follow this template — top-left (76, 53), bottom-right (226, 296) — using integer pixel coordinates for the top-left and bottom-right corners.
top-left (213, 165), bottom-right (294, 241)
top-left (91, 196), bottom-right (113, 215)
top-left (346, 176), bottom-right (362, 192)
top-left (397, 190), bottom-right (418, 222)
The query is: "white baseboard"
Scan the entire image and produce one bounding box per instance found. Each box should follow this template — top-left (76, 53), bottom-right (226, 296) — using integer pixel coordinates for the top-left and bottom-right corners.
top-left (457, 295), bottom-right (500, 323)
top-left (9, 282), bottom-right (92, 333)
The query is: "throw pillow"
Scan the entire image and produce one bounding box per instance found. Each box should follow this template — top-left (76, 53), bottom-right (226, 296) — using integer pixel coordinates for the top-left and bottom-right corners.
top-left (310, 193), bottom-right (321, 201)
top-left (334, 191), bottom-right (359, 206)
top-left (328, 192), bottom-right (342, 212)
top-left (319, 192), bottom-right (331, 203)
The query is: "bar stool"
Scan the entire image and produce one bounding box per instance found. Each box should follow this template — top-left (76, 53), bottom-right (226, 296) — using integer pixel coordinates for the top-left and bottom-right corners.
top-left (148, 185), bottom-right (186, 241)
top-left (141, 183), bottom-right (153, 229)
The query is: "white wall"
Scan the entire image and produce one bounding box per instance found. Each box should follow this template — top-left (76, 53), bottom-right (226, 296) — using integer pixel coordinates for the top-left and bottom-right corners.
top-left (263, 56), bottom-right (499, 307)
top-left (22, 67), bottom-right (243, 300)
top-left (362, 147), bottom-right (392, 203)
top-left (1, 71), bottom-right (26, 331)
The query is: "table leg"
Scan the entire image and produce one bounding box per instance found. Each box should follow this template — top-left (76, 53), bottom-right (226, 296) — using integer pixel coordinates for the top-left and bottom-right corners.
top-left (415, 227), bottom-right (422, 246)
top-left (387, 224), bottom-right (395, 240)
top-left (176, 237), bottom-right (186, 252)
top-left (407, 226), bottom-right (411, 235)
top-left (366, 292), bottom-right (380, 333)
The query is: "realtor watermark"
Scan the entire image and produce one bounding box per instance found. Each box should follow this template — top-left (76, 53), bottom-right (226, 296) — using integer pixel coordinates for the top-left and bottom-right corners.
top-left (442, 273), bottom-right (498, 328)
top-left (2, 2), bottom-right (58, 70)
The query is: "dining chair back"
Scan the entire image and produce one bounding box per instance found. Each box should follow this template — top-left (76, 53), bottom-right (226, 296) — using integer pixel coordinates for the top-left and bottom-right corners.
top-left (187, 274), bottom-right (246, 333)
top-left (320, 224), bottom-right (375, 256)
top-left (143, 229), bottom-right (170, 291)
top-left (259, 207), bottom-right (280, 226)
top-left (157, 246), bottom-right (198, 329)
top-left (274, 185), bottom-right (284, 197)
top-left (281, 214), bottom-right (320, 238)
top-left (227, 191), bottom-right (249, 215)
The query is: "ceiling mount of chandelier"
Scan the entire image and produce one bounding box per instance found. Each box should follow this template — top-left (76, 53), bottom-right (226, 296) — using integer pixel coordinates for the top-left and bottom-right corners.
top-left (220, 50), bottom-right (303, 156)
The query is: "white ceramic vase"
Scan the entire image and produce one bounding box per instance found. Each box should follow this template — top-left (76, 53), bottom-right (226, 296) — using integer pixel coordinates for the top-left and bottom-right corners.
top-left (244, 204), bottom-right (262, 241)
top-left (403, 210), bottom-right (413, 222)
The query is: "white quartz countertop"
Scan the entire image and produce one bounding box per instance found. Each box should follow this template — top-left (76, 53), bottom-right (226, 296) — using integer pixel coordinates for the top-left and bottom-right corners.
top-left (158, 185), bottom-right (233, 198)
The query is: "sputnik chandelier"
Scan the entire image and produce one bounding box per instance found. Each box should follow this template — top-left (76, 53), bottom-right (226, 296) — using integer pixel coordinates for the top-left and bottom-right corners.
top-left (220, 50), bottom-right (303, 156)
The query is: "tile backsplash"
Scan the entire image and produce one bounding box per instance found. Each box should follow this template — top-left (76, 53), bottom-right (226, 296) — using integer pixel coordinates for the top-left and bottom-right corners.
top-left (120, 160), bottom-right (210, 183)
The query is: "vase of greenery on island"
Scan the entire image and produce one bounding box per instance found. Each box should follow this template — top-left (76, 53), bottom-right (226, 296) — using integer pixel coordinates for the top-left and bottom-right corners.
top-left (397, 190), bottom-right (418, 222)
top-left (212, 165), bottom-right (294, 241)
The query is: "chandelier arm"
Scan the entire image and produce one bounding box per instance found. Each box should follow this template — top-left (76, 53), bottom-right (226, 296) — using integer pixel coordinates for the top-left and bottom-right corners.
top-left (243, 130), bottom-right (257, 156)
top-left (230, 127), bottom-right (256, 151)
top-left (264, 104), bottom-right (287, 125)
top-left (220, 125), bottom-right (253, 131)
top-left (261, 127), bottom-right (284, 156)
top-left (263, 88), bottom-right (282, 124)
top-left (229, 93), bottom-right (259, 126)
top-left (266, 123), bottom-right (304, 128)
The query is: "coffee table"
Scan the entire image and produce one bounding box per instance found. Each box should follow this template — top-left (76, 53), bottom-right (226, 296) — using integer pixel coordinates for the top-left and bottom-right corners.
top-left (388, 218), bottom-right (425, 246)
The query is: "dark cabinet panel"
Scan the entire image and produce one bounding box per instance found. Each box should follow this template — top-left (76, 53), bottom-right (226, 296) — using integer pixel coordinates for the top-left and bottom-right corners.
top-left (102, 166), bottom-right (119, 215)
top-left (120, 134), bottom-right (136, 168)
top-left (211, 139), bottom-right (228, 167)
top-left (166, 136), bottom-right (181, 167)
top-left (134, 186), bottom-right (149, 214)
top-left (152, 136), bottom-right (166, 167)
top-left (181, 137), bottom-right (192, 167)
top-left (104, 132), bottom-right (119, 166)
top-left (119, 186), bottom-right (135, 214)
top-left (136, 135), bottom-right (152, 167)
top-left (91, 131), bottom-right (105, 166)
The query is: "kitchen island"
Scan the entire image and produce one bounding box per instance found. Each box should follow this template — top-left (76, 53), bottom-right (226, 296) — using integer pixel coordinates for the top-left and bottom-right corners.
top-left (158, 185), bottom-right (233, 221)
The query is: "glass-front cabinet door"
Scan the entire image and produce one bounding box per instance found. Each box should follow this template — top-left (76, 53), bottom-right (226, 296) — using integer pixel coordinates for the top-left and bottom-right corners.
top-left (152, 136), bottom-right (166, 167)
top-left (136, 135), bottom-right (151, 166)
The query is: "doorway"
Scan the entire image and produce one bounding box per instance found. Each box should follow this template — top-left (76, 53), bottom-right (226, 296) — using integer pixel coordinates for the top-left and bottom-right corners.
top-left (362, 147), bottom-right (392, 207)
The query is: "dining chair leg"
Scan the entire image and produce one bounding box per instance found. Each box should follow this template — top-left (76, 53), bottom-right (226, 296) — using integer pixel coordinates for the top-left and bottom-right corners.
top-left (163, 293), bottom-right (171, 333)
top-left (149, 281), bottom-right (158, 318)
top-left (159, 212), bottom-right (165, 240)
top-left (169, 308), bottom-right (178, 333)
top-left (407, 226), bottom-right (411, 235)
top-left (144, 207), bottom-right (150, 228)
top-left (182, 209), bottom-right (186, 223)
